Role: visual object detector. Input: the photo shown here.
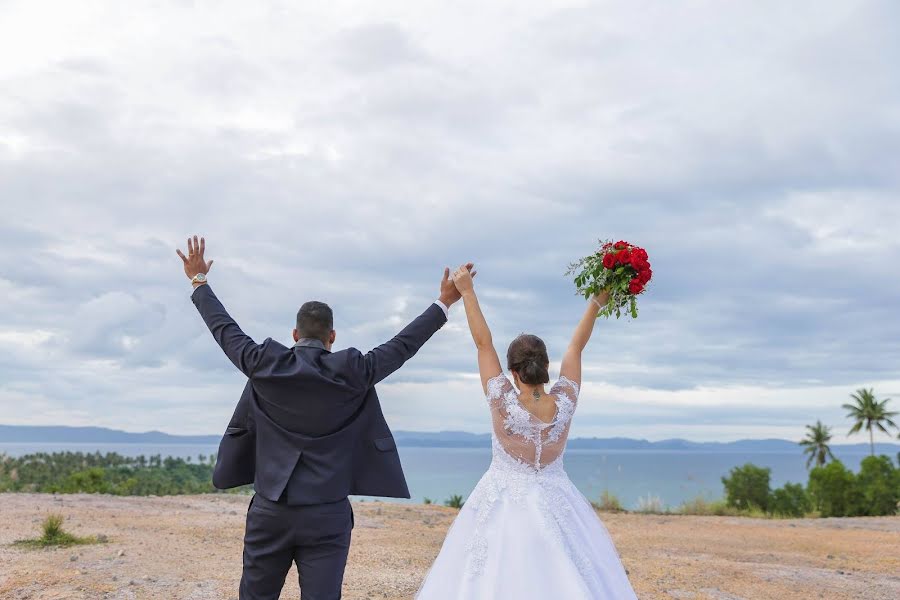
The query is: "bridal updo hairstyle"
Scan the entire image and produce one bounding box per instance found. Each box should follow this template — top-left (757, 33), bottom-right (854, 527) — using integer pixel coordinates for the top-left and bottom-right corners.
top-left (507, 334), bottom-right (550, 385)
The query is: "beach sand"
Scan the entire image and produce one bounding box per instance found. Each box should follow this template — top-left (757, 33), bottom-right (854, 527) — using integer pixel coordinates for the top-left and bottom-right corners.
top-left (0, 493), bottom-right (897, 599)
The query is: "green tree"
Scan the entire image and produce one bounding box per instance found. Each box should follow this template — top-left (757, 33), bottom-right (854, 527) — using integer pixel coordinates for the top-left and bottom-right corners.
top-left (62, 467), bottom-right (109, 494)
top-left (799, 420), bottom-right (835, 469)
top-left (769, 482), bottom-right (811, 517)
top-left (721, 463), bottom-right (771, 511)
top-left (808, 460), bottom-right (863, 517)
top-left (856, 455), bottom-right (900, 516)
top-left (842, 388), bottom-right (898, 456)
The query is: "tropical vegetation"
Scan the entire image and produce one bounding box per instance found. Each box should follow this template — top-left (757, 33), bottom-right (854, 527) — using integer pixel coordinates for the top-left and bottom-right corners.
top-left (842, 388), bottom-right (898, 456)
top-left (0, 451), bottom-right (248, 495)
top-left (799, 420), bottom-right (835, 468)
top-left (596, 387), bottom-right (900, 518)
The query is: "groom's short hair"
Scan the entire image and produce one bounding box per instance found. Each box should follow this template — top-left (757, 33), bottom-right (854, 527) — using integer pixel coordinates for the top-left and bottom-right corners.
top-left (296, 301), bottom-right (334, 342)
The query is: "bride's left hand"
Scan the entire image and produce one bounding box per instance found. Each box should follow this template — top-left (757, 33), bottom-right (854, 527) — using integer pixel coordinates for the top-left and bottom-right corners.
top-left (593, 288), bottom-right (611, 307)
top-left (452, 264), bottom-right (477, 294)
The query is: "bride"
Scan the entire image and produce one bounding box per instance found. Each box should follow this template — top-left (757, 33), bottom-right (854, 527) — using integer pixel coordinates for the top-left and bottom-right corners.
top-left (416, 265), bottom-right (639, 599)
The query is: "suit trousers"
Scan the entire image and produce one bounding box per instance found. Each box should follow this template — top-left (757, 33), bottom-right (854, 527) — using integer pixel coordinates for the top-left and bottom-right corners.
top-left (239, 494), bottom-right (354, 600)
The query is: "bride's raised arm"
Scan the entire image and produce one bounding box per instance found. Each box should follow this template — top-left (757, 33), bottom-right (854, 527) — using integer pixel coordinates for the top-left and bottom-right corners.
top-left (559, 290), bottom-right (610, 389)
top-left (451, 264), bottom-right (502, 393)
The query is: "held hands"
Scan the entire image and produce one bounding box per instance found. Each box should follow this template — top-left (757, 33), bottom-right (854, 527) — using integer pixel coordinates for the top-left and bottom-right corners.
top-left (176, 235), bottom-right (214, 283)
top-left (440, 262), bottom-right (476, 306)
top-left (451, 263), bottom-right (477, 296)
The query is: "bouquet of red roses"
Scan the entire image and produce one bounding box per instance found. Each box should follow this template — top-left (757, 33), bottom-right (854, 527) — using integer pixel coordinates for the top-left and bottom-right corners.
top-left (566, 240), bottom-right (652, 319)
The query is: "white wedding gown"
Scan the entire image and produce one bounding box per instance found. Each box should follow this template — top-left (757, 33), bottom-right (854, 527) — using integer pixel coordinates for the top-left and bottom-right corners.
top-left (416, 374), bottom-right (638, 599)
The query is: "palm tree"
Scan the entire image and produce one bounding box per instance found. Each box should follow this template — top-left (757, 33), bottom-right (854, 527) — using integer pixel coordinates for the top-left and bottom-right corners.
top-left (842, 388), bottom-right (898, 456)
top-left (799, 420), bottom-right (835, 468)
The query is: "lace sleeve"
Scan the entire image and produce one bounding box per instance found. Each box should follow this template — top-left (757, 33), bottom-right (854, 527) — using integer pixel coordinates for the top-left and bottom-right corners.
top-left (551, 375), bottom-right (580, 403)
top-left (485, 373), bottom-right (514, 408)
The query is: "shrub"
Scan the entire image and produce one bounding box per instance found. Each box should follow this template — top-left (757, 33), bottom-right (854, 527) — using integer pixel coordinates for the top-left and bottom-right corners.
top-left (856, 455), bottom-right (899, 516)
top-left (444, 494), bottom-right (464, 509)
top-left (423, 497), bottom-right (433, 505)
top-left (60, 467), bottom-right (110, 494)
top-left (14, 514), bottom-right (100, 548)
top-left (593, 490), bottom-right (625, 512)
top-left (722, 464), bottom-right (771, 511)
top-left (42, 513), bottom-right (66, 540)
top-left (677, 496), bottom-right (740, 516)
top-left (808, 460), bottom-right (863, 517)
top-left (769, 482), bottom-right (811, 517)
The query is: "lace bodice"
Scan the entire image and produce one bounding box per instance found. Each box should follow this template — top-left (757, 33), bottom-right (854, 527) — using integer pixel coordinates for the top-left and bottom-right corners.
top-left (485, 373), bottom-right (579, 471)
top-left (454, 373), bottom-right (592, 583)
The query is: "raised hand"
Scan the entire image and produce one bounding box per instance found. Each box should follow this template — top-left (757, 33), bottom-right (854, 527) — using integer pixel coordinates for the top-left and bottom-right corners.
top-left (451, 263), bottom-right (477, 295)
top-left (592, 288), bottom-right (611, 309)
top-left (439, 262), bottom-right (476, 306)
top-left (176, 235), bottom-right (214, 281)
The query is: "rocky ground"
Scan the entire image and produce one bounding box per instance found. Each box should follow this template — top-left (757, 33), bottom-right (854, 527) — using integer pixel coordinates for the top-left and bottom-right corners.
top-left (0, 493), bottom-right (898, 599)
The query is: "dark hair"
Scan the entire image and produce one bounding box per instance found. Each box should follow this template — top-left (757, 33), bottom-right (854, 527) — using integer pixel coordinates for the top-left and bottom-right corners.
top-left (507, 333), bottom-right (550, 385)
top-left (296, 301), bottom-right (334, 343)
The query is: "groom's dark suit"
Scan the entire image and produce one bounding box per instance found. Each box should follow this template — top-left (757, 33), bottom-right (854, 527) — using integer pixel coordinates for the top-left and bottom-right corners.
top-left (191, 284), bottom-right (447, 599)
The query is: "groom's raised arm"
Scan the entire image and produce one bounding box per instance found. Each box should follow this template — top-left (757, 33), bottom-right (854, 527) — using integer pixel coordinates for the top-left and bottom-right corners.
top-left (351, 302), bottom-right (448, 387)
top-left (350, 264), bottom-right (475, 387)
top-left (191, 284), bottom-right (266, 377)
top-left (178, 236), bottom-right (266, 378)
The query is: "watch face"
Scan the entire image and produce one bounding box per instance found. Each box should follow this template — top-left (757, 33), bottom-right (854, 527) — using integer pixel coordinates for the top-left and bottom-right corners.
top-left (194, 273), bottom-right (207, 281)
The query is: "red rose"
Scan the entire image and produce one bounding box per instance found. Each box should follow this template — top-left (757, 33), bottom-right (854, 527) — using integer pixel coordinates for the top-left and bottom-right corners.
top-left (631, 254), bottom-right (648, 270)
top-left (615, 240), bottom-right (629, 250)
top-left (616, 249), bottom-right (631, 265)
top-left (628, 278), bottom-right (644, 294)
top-left (602, 253), bottom-right (616, 269)
top-left (639, 268), bottom-right (652, 284)
top-left (632, 247), bottom-right (648, 261)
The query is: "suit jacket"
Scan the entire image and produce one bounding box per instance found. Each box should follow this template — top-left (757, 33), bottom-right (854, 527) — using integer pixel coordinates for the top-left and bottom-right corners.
top-left (191, 284), bottom-right (447, 504)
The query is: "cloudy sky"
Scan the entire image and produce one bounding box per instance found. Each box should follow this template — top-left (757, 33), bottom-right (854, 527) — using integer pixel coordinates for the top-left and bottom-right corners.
top-left (1, 0), bottom-right (898, 442)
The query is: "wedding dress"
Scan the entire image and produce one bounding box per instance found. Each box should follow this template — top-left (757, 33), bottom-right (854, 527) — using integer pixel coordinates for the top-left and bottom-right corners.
top-left (416, 374), bottom-right (638, 599)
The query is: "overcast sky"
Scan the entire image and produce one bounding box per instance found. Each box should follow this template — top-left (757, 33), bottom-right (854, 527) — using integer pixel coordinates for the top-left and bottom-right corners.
top-left (1, 0), bottom-right (898, 442)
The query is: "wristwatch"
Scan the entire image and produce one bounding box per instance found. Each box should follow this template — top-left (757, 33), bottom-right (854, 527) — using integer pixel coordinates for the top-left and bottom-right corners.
top-left (191, 273), bottom-right (208, 285)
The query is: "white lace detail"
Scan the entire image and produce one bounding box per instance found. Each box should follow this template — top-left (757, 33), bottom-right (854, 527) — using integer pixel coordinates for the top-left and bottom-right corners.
top-left (484, 373), bottom-right (579, 470)
top-left (557, 374), bottom-right (580, 396)
top-left (485, 374), bottom-right (508, 405)
top-left (415, 372), bottom-right (640, 600)
top-left (464, 375), bottom-right (590, 581)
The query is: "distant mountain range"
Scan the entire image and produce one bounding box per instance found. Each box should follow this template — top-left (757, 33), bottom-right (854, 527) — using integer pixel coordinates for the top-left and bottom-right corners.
top-left (2, 424), bottom-right (899, 454)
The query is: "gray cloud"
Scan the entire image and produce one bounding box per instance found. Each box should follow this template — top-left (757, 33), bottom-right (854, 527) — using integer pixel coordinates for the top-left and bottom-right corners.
top-left (0, 0), bottom-right (898, 442)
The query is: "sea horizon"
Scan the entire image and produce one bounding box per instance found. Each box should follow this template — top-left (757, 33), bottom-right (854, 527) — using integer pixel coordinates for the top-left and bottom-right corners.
top-left (2, 423), bottom-right (899, 452)
top-left (0, 431), bottom-right (900, 509)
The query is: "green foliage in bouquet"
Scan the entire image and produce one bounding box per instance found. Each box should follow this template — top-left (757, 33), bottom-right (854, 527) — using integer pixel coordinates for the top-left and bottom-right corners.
top-left (567, 239), bottom-right (652, 319)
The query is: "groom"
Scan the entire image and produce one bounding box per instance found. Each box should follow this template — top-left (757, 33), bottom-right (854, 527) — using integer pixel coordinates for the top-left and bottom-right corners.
top-left (177, 236), bottom-right (473, 599)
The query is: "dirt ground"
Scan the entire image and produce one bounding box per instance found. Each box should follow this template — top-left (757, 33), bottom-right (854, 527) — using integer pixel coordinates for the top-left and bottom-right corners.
top-left (0, 493), bottom-right (898, 599)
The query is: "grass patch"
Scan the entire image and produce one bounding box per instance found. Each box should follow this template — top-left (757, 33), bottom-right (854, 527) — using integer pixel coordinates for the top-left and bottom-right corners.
top-left (676, 496), bottom-right (743, 516)
top-left (592, 490), bottom-right (626, 512)
top-left (444, 494), bottom-right (465, 509)
top-left (13, 514), bottom-right (103, 549)
top-left (675, 496), bottom-right (813, 518)
top-left (634, 493), bottom-right (667, 514)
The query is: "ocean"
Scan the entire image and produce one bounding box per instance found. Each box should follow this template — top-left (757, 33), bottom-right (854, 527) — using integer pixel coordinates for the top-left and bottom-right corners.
top-left (0, 442), bottom-right (884, 509)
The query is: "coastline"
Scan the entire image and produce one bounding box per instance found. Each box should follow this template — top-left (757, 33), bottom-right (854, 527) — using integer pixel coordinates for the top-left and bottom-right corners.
top-left (1, 493), bottom-right (898, 599)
